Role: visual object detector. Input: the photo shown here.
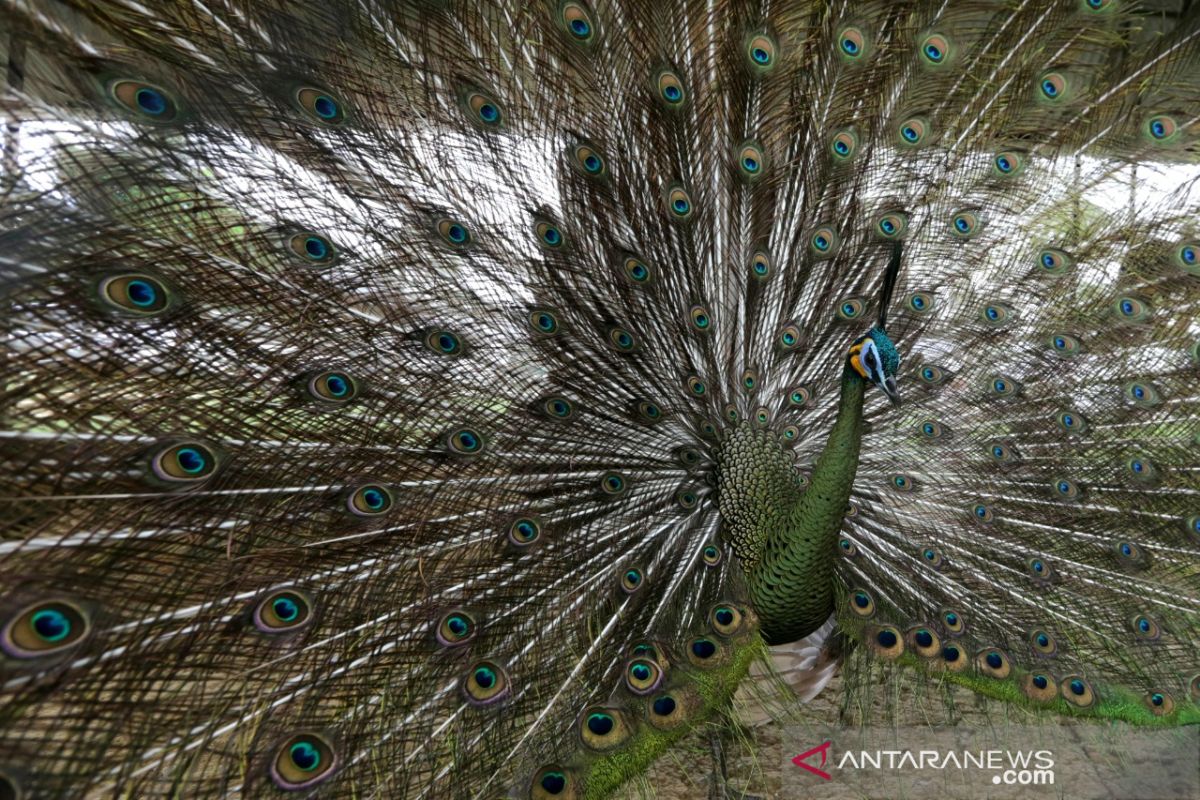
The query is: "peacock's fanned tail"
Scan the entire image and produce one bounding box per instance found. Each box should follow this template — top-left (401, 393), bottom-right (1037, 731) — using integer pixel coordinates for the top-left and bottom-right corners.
top-left (1, 1), bottom-right (1199, 798)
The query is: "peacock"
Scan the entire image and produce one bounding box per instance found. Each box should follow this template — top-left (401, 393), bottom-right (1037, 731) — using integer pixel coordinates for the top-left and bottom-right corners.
top-left (2, 0), bottom-right (1199, 797)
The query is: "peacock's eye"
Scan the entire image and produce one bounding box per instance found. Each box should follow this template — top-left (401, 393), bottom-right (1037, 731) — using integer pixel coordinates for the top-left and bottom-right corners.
top-left (654, 69), bottom-right (687, 107)
top-left (809, 226), bottom-right (839, 256)
top-left (436, 218), bottom-right (472, 248)
top-left (463, 87), bottom-right (504, 127)
top-left (2, 600), bottom-right (91, 658)
top-left (509, 517), bottom-right (541, 545)
top-left (919, 34), bottom-right (951, 65)
top-left (571, 143), bottom-right (607, 178)
top-left (849, 588), bottom-right (875, 617)
top-left (1146, 114), bottom-right (1179, 144)
top-left (950, 210), bottom-right (981, 238)
top-left (445, 427), bottom-right (484, 455)
top-left (623, 255), bottom-right (655, 285)
top-left (838, 27), bottom-right (868, 60)
top-left (897, 116), bottom-right (929, 146)
top-left (535, 220), bottom-right (565, 248)
top-left (347, 484), bottom-right (392, 516)
top-left (625, 657), bottom-right (663, 694)
top-left (529, 309), bottom-right (561, 335)
top-left (253, 589), bottom-right (314, 634)
top-left (736, 141), bottom-right (767, 180)
top-left (107, 78), bottom-right (183, 123)
top-left (600, 471), bottom-right (628, 496)
top-left (559, 1), bottom-right (598, 42)
top-left (620, 568), bottom-right (643, 592)
top-left (436, 610), bottom-right (477, 646)
top-left (666, 185), bottom-right (694, 220)
top-left (271, 733), bottom-right (337, 790)
top-left (463, 661), bottom-right (510, 704)
top-left (425, 329), bottom-right (464, 356)
top-left (831, 129), bottom-right (858, 161)
top-left (294, 86), bottom-right (347, 124)
top-left (745, 33), bottom-right (778, 71)
top-left (1038, 72), bottom-right (1067, 101)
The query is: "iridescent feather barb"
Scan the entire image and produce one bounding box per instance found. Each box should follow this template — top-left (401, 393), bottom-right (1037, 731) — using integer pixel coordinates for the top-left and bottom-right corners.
top-left (1, 0), bottom-right (1200, 798)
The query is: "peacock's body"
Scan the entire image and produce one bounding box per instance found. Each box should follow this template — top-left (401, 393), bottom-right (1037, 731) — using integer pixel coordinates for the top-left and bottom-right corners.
top-left (1, 0), bottom-right (1199, 797)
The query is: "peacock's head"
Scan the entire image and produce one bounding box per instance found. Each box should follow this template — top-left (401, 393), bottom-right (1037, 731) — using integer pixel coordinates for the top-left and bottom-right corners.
top-left (849, 327), bottom-right (901, 406)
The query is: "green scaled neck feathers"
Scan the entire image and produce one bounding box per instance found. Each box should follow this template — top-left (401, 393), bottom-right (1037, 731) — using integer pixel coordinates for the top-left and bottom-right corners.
top-left (715, 362), bottom-right (867, 644)
top-left (714, 244), bottom-right (903, 644)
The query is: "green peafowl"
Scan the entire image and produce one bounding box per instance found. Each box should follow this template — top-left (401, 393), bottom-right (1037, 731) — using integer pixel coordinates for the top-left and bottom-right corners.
top-left (2, 0), bottom-right (1200, 797)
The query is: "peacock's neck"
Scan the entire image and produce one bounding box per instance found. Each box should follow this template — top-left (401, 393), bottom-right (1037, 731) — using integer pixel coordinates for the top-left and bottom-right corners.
top-left (714, 362), bottom-right (866, 645)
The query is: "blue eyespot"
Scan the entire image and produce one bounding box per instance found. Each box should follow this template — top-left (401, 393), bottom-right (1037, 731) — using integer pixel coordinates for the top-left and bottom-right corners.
top-left (915, 630), bottom-right (933, 647)
top-left (571, 19), bottom-right (590, 36)
top-left (742, 157), bottom-right (759, 172)
top-left (290, 741), bottom-right (321, 772)
top-left (752, 47), bottom-right (769, 64)
top-left (31, 609), bottom-right (71, 642)
top-left (135, 87), bottom-right (168, 116)
top-left (835, 140), bottom-right (849, 154)
top-left (511, 518), bottom-right (540, 544)
top-left (587, 713), bottom-right (614, 735)
top-left (925, 44), bottom-right (942, 61)
top-left (653, 696), bottom-right (676, 715)
top-left (876, 629), bottom-right (897, 648)
top-left (664, 85), bottom-right (681, 101)
top-left (175, 447), bottom-right (206, 474)
top-left (1033, 675), bottom-right (1048, 689)
top-left (691, 638), bottom-right (716, 658)
top-left (985, 652), bottom-right (1003, 669)
top-left (312, 95), bottom-right (338, 120)
top-left (126, 279), bottom-right (158, 307)
top-left (1070, 680), bottom-right (1085, 696)
top-left (272, 597), bottom-right (300, 622)
top-left (1041, 79), bottom-right (1058, 97)
top-left (474, 666), bottom-right (496, 689)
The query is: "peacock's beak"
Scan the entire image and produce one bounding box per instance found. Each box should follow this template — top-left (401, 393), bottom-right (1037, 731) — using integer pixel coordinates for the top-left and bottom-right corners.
top-left (881, 376), bottom-right (901, 407)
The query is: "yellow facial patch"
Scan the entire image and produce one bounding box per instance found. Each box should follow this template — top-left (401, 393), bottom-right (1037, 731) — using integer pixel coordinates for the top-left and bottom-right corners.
top-left (848, 342), bottom-right (869, 378)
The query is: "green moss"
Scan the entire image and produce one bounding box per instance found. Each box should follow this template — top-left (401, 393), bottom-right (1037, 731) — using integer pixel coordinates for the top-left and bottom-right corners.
top-left (882, 650), bottom-right (1200, 726)
top-left (581, 637), bottom-right (766, 799)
